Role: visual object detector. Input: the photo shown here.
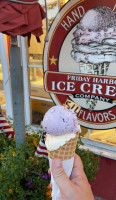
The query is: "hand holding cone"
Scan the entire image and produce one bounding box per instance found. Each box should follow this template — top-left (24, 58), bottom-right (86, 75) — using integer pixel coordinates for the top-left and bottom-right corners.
top-left (42, 105), bottom-right (80, 200)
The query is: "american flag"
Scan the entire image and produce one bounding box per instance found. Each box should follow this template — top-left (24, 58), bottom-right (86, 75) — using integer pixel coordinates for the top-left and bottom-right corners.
top-left (35, 132), bottom-right (48, 158)
top-left (0, 113), bottom-right (14, 138)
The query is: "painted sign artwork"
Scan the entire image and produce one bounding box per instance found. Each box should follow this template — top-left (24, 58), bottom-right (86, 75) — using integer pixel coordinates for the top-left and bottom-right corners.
top-left (43, 0), bottom-right (116, 129)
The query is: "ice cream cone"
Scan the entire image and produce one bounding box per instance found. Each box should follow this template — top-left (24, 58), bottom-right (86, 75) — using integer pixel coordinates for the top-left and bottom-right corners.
top-left (79, 62), bottom-right (109, 75)
top-left (79, 61), bottom-right (110, 110)
top-left (47, 133), bottom-right (78, 160)
top-left (47, 133), bottom-right (78, 200)
top-left (42, 105), bottom-right (80, 200)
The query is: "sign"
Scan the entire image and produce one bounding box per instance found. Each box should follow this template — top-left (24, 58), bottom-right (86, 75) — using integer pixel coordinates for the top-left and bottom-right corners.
top-left (63, 99), bottom-right (81, 114)
top-left (43, 0), bottom-right (116, 129)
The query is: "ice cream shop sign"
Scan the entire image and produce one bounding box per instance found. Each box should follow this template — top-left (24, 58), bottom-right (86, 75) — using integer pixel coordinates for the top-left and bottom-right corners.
top-left (43, 0), bottom-right (116, 129)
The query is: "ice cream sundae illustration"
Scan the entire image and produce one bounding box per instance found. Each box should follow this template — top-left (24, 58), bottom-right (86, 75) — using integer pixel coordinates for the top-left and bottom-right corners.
top-left (71, 6), bottom-right (116, 111)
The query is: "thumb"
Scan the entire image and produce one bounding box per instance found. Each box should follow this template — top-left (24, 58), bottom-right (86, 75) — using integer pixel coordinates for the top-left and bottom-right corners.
top-left (51, 158), bottom-right (72, 195)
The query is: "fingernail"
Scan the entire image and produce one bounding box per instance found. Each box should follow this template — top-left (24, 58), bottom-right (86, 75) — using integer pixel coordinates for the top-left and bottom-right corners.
top-left (54, 159), bottom-right (62, 168)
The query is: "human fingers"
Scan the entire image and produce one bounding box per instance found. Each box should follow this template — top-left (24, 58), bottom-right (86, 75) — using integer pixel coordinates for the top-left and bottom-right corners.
top-left (48, 168), bottom-right (51, 175)
top-left (48, 168), bottom-right (52, 188)
top-left (70, 154), bottom-right (87, 181)
top-left (50, 182), bottom-right (52, 188)
top-left (51, 158), bottom-right (72, 196)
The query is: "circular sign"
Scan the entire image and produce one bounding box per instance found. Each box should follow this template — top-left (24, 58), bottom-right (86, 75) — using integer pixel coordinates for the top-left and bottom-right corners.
top-left (44, 0), bottom-right (116, 129)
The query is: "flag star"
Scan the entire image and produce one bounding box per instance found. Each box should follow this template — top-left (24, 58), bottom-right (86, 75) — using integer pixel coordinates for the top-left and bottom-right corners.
top-left (49, 55), bottom-right (58, 65)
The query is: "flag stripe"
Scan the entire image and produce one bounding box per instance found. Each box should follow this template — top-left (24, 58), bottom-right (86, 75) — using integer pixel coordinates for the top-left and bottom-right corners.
top-left (0, 126), bottom-right (13, 130)
top-left (0, 121), bottom-right (9, 126)
top-left (0, 129), bottom-right (14, 133)
top-left (36, 147), bottom-right (48, 153)
top-left (35, 152), bottom-right (48, 159)
top-left (39, 140), bottom-right (46, 146)
top-left (35, 132), bottom-right (48, 158)
top-left (0, 114), bottom-right (14, 138)
top-left (0, 120), bottom-right (9, 123)
top-left (36, 149), bottom-right (48, 156)
top-left (38, 143), bottom-right (47, 150)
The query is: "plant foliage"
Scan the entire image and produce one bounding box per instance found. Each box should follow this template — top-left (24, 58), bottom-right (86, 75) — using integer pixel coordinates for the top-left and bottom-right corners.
top-left (0, 129), bottom-right (99, 200)
top-left (76, 134), bottom-right (100, 181)
top-left (0, 132), bottom-right (50, 200)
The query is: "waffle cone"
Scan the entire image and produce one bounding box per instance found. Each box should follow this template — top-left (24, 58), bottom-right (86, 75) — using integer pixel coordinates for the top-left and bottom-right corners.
top-left (47, 133), bottom-right (78, 161)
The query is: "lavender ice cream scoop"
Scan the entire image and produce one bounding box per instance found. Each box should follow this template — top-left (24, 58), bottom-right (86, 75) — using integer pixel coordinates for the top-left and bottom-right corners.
top-left (42, 105), bottom-right (79, 135)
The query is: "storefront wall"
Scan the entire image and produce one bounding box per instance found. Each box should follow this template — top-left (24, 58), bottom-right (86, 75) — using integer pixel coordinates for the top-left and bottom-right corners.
top-left (0, 1), bottom-right (116, 199)
top-left (90, 156), bottom-right (116, 200)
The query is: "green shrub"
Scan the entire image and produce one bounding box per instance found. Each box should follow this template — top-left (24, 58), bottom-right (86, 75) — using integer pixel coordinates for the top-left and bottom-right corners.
top-left (76, 134), bottom-right (100, 181)
top-left (0, 133), bottom-right (50, 200)
top-left (0, 130), bottom-right (99, 200)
